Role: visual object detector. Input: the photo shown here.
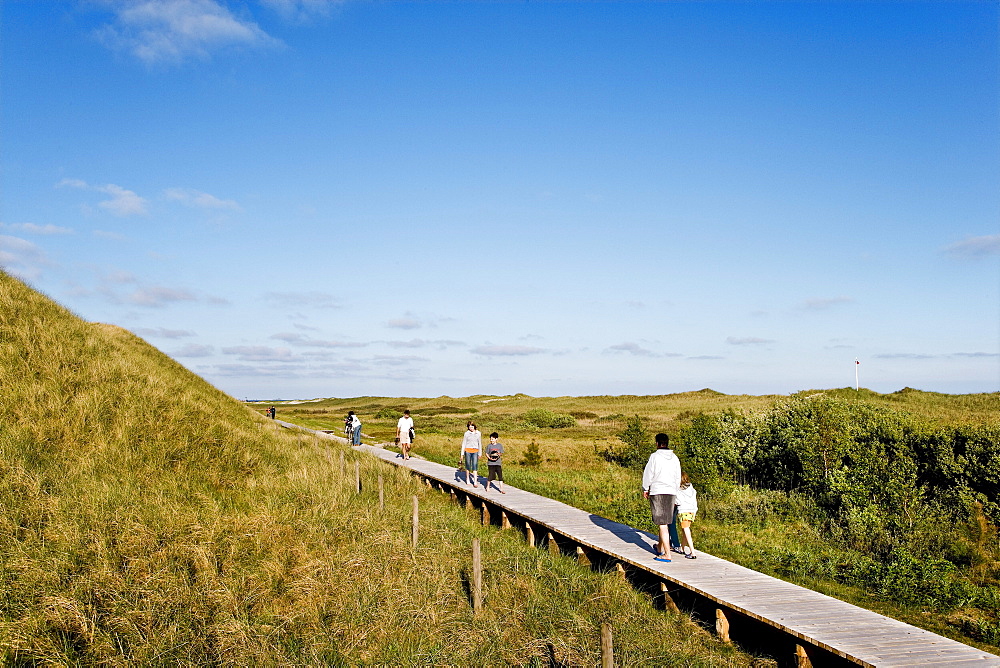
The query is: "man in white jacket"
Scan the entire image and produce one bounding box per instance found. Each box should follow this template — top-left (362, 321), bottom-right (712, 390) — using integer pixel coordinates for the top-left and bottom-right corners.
top-left (642, 432), bottom-right (682, 562)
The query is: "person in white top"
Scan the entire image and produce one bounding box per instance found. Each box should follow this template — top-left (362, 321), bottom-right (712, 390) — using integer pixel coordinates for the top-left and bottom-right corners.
top-left (396, 409), bottom-right (415, 460)
top-left (641, 432), bottom-right (682, 562)
top-left (675, 472), bottom-right (698, 559)
top-left (459, 421), bottom-right (482, 487)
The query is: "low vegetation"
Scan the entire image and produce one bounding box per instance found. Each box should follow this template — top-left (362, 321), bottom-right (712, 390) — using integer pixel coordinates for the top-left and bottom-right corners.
top-left (0, 270), bottom-right (756, 665)
top-left (274, 386), bottom-right (1000, 653)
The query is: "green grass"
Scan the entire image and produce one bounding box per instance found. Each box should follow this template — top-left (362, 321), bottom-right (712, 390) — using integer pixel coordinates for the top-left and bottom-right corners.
top-left (0, 270), bottom-right (758, 665)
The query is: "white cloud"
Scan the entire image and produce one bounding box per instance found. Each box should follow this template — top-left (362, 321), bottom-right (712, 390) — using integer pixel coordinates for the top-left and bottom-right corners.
top-left (945, 234), bottom-right (1000, 260)
top-left (471, 345), bottom-right (546, 357)
top-left (260, 0), bottom-right (340, 22)
top-left (174, 343), bottom-right (214, 357)
top-left (133, 326), bottom-right (195, 338)
top-left (605, 342), bottom-right (658, 357)
top-left (221, 345), bottom-right (296, 362)
top-left (125, 286), bottom-right (197, 307)
top-left (797, 296), bottom-right (853, 311)
top-left (726, 336), bottom-right (774, 346)
top-left (164, 187), bottom-right (241, 211)
top-left (0, 222), bottom-right (73, 236)
top-left (94, 0), bottom-right (279, 64)
top-left (387, 316), bottom-right (422, 330)
top-left (270, 332), bottom-right (366, 348)
top-left (0, 235), bottom-right (48, 280)
top-left (58, 178), bottom-right (149, 217)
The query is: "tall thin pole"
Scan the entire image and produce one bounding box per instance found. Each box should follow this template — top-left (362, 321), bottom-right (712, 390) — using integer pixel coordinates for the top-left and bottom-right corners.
top-left (855, 359), bottom-right (859, 391)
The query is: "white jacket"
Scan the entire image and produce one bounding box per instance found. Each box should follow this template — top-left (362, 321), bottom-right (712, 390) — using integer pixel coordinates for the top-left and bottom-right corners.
top-left (641, 448), bottom-right (681, 496)
top-left (675, 484), bottom-right (698, 514)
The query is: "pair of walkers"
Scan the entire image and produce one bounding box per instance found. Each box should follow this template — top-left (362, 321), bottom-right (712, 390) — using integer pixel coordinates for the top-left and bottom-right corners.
top-left (459, 421), bottom-right (505, 493)
top-left (642, 433), bottom-right (698, 562)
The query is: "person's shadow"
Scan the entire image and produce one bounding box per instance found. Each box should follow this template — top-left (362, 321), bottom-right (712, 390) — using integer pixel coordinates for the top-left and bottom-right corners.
top-left (588, 514), bottom-right (656, 553)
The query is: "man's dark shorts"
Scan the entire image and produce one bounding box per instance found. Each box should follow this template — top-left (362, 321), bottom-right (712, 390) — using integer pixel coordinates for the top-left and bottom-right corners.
top-left (648, 493), bottom-right (677, 526)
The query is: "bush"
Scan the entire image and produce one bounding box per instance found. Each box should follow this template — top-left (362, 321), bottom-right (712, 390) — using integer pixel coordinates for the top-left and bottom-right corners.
top-left (521, 409), bottom-right (577, 429)
top-left (521, 440), bottom-right (543, 467)
top-left (373, 407), bottom-right (403, 421)
top-left (599, 415), bottom-right (651, 470)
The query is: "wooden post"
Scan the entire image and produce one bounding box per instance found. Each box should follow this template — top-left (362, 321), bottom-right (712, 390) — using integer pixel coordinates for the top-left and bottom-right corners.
top-left (615, 563), bottom-right (626, 580)
top-left (354, 460), bottom-right (361, 493)
top-left (547, 532), bottom-right (559, 557)
top-left (472, 538), bottom-right (483, 614)
top-left (526, 523), bottom-right (535, 547)
top-left (411, 495), bottom-right (419, 549)
top-left (339, 452), bottom-right (345, 476)
top-left (715, 608), bottom-right (731, 643)
top-left (600, 623), bottom-right (613, 668)
top-left (481, 504), bottom-right (490, 526)
top-left (501, 511), bottom-right (511, 529)
top-left (450, 488), bottom-right (457, 503)
top-left (378, 474), bottom-right (384, 510)
top-left (576, 546), bottom-right (591, 567)
top-left (660, 582), bottom-right (680, 614)
top-left (795, 644), bottom-right (812, 668)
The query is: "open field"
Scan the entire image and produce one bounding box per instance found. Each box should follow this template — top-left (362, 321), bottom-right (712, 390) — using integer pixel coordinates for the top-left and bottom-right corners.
top-left (0, 270), bottom-right (761, 665)
top-left (270, 387), bottom-right (1000, 654)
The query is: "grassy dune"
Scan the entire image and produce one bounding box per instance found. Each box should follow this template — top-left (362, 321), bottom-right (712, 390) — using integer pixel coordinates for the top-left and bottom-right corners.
top-left (0, 271), bottom-right (756, 665)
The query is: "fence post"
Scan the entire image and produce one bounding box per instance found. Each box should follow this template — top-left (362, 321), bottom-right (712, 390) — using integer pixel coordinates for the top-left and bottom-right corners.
top-left (600, 623), bottom-right (613, 668)
top-left (411, 495), bottom-right (419, 549)
top-left (355, 460), bottom-right (361, 493)
top-left (378, 474), bottom-right (384, 510)
top-left (472, 538), bottom-right (483, 614)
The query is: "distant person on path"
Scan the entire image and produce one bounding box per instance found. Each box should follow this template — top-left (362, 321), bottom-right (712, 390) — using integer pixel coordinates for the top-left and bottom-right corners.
top-left (642, 432), bottom-right (681, 562)
top-left (459, 421), bottom-right (482, 487)
top-left (397, 410), bottom-right (415, 460)
top-left (344, 413), bottom-right (353, 439)
top-left (485, 431), bottom-right (505, 493)
top-left (676, 472), bottom-right (698, 559)
top-left (268, 406), bottom-right (276, 419)
top-left (349, 411), bottom-right (362, 446)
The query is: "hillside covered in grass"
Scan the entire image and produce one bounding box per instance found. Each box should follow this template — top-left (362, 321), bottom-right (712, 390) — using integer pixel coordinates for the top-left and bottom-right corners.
top-left (0, 270), bottom-right (756, 665)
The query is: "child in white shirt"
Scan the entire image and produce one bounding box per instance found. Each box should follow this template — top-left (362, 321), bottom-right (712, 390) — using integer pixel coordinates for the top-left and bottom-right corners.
top-left (675, 472), bottom-right (698, 559)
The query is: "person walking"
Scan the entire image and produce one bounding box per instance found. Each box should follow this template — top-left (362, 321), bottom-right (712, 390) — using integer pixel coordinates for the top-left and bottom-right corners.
top-left (642, 432), bottom-right (682, 562)
top-left (349, 411), bottom-right (362, 446)
top-left (459, 421), bottom-right (482, 487)
top-left (675, 472), bottom-right (698, 559)
top-left (396, 410), bottom-right (415, 460)
top-left (484, 432), bottom-right (505, 493)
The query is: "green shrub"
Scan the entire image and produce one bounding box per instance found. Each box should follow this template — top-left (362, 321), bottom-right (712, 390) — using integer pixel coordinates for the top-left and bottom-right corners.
top-left (521, 408), bottom-right (576, 429)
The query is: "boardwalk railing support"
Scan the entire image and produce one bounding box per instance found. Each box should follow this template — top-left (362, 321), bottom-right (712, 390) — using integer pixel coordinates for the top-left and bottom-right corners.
top-left (600, 623), bottom-right (613, 668)
top-left (615, 563), bottom-right (626, 580)
top-left (501, 511), bottom-right (511, 529)
top-left (472, 538), bottom-right (483, 614)
top-left (715, 608), bottom-right (731, 644)
top-left (795, 644), bottom-right (813, 668)
top-left (547, 532), bottom-right (559, 557)
top-left (576, 546), bottom-right (591, 567)
top-left (660, 582), bottom-right (680, 614)
top-left (481, 504), bottom-right (490, 526)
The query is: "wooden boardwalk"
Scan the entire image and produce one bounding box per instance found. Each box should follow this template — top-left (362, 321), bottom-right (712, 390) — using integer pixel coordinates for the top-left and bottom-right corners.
top-left (277, 422), bottom-right (999, 666)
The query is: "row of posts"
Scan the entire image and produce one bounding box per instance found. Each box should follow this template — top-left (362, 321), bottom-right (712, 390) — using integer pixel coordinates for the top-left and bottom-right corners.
top-left (341, 448), bottom-right (813, 668)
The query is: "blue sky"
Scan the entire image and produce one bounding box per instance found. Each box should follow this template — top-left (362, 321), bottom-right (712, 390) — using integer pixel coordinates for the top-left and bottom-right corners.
top-left (2, 0), bottom-right (998, 400)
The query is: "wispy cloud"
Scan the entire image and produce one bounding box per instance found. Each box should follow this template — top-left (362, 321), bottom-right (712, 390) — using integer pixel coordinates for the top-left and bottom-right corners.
top-left (270, 332), bottom-right (366, 348)
top-left (386, 338), bottom-right (465, 350)
top-left (265, 291), bottom-right (342, 309)
top-left (0, 235), bottom-right (49, 280)
top-left (58, 178), bottom-right (149, 217)
top-left (797, 296), bottom-right (853, 311)
top-left (944, 234), bottom-right (1000, 260)
top-left (260, 0), bottom-right (340, 22)
top-left (387, 316), bottom-right (422, 330)
top-left (0, 222), bottom-right (73, 236)
top-left (874, 353), bottom-right (937, 360)
top-left (605, 342), bottom-right (658, 357)
top-left (221, 345), bottom-right (296, 362)
top-left (132, 326), bottom-right (195, 338)
top-left (94, 0), bottom-right (279, 64)
top-left (164, 187), bottom-right (241, 211)
top-left (727, 336), bottom-right (774, 346)
top-left (174, 343), bottom-right (214, 357)
top-left (471, 345), bottom-right (546, 357)
top-left (125, 286), bottom-right (197, 307)
top-left (372, 355), bottom-right (428, 366)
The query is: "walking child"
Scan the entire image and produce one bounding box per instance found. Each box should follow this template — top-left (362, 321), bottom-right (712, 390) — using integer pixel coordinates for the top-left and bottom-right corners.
top-left (675, 472), bottom-right (698, 559)
top-left (485, 432), bottom-right (505, 493)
